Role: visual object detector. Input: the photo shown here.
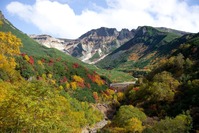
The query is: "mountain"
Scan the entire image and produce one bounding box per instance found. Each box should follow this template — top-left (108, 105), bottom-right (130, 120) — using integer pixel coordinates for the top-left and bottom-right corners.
top-left (30, 26), bottom-right (189, 66)
top-left (96, 26), bottom-right (189, 74)
top-left (0, 11), bottom-right (108, 101)
top-left (30, 27), bottom-right (135, 64)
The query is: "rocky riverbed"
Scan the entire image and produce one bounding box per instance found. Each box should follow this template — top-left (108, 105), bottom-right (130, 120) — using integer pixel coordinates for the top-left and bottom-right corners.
top-left (82, 119), bottom-right (108, 133)
top-left (82, 103), bottom-right (116, 133)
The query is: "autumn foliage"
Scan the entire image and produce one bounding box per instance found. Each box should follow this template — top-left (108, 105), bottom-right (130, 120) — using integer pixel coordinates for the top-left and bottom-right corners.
top-left (0, 20), bottom-right (103, 132)
top-left (93, 92), bottom-right (99, 102)
top-left (0, 31), bottom-right (22, 78)
top-left (87, 74), bottom-right (105, 86)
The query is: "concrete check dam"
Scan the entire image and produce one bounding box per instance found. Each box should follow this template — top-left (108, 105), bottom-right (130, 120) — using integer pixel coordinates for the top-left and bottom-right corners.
top-left (110, 81), bottom-right (136, 92)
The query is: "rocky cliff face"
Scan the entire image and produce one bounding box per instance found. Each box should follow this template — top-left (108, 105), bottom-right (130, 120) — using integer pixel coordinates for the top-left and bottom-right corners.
top-left (66, 27), bottom-right (135, 63)
top-left (29, 34), bottom-right (70, 52)
top-left (30, 27), bottom-right (135, 63)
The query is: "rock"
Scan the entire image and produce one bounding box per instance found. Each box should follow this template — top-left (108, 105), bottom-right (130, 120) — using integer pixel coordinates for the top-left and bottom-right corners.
top-left (82, 103), bottom-right (115, 133)
top-left (82, 119), bottom-right (108, 133)
top-left (29, 34), bottom-right (67, 52)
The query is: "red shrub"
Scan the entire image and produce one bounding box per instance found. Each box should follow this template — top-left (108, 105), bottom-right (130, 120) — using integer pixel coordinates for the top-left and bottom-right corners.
top-left (73, 63), bottom-right (79, 68)
top-left (133, 87), bottom-right (139, 91)
top-left (29, 56), bottom-right (34, 65)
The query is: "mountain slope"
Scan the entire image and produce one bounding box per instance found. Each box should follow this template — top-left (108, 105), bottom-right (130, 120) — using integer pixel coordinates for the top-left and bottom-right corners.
top-left (102, 37), bottom-right (199, 132)
top-left (30, 27), bottom-right (135, 64)
top-left (0, 11), bottom-right (110, 102)
top-left (96, 26), bottom-right (185, 72)
top-left (101, 30), bottom-right (199, 133)
top-left (0, 12), bottom-right (106, 133)
top-left (0, 12), bottom-right (83, 64)
top-left (0, 11), bottom-right (133, 83)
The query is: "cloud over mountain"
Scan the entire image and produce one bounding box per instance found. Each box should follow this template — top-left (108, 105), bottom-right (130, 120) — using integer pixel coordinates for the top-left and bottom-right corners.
top-left (7, 0), bottom-right (199, 39)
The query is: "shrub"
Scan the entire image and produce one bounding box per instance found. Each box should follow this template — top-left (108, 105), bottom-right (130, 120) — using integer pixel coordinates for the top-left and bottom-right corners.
top-left (113, 105), bottom-right (147, 127)
top-left (143, 114), bottom-right (192, 133)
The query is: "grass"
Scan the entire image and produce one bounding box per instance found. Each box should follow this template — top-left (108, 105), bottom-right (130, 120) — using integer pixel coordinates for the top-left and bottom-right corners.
top-left (89, 52), bottom-right (100, 61)
top-left (163, 32), bottom-right (180, 43)
top-left (95, 68), bottom-right (134, 82)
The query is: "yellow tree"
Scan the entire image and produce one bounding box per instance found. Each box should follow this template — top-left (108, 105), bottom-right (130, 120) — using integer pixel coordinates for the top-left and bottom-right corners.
top-left (72, 75), bottom-right (84, 83)
top-left (0, 31), bottom-right (22, 78)
top-left (0, 31), bottom-right (22, 56)
top-left (94, 75), bottom-right (104, 86)
top-left (125, 117), bottom-right (144, 132)
top-left (71, 81), bottom-right (77, 90)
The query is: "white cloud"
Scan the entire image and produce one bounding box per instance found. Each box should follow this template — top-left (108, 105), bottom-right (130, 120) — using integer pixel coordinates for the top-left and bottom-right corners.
top-left (6, 0), bottom-right (199, 39)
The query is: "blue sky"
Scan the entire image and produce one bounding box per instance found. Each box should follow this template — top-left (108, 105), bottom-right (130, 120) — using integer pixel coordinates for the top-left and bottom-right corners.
top-left (0, 0), bottom-right (108, 36)
top-left (1, 0), bottom-right (199, 39)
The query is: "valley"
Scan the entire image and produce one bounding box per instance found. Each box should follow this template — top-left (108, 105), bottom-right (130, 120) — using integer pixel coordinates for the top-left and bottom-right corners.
top-left (1, 10), bottom-right (199, 133)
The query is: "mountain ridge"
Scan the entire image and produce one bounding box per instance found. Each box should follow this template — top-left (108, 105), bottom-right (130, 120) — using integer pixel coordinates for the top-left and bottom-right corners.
top-left (30, 27), bottom-right (135, 63)
top-left (30, 26), bottom-right (188, 64)
top-left (96, 26), bottom-right (191, 72)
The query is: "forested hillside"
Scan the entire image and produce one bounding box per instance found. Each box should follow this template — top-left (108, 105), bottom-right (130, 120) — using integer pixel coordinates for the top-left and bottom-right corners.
top-left (0, 16), bottom-right (108, 132)
top-left (0, 11), bottom-right (135, 132)
top-left (102, 34), bottom-right (199, 132)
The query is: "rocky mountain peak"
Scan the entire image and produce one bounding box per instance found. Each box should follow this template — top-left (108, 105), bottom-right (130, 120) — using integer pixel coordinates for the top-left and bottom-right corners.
top-left (66, 27), bottom-right (134, 63)
top-left (96, 27), bottom-right (118, 37)
top-left (117, 28), bottom-right (135, 40)
top-left (79, 27), bottom-right (118, 39)
top-left (134, 26), bottom-right (163, 38)
top-left (29, 34), bottom-right (67, 52)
